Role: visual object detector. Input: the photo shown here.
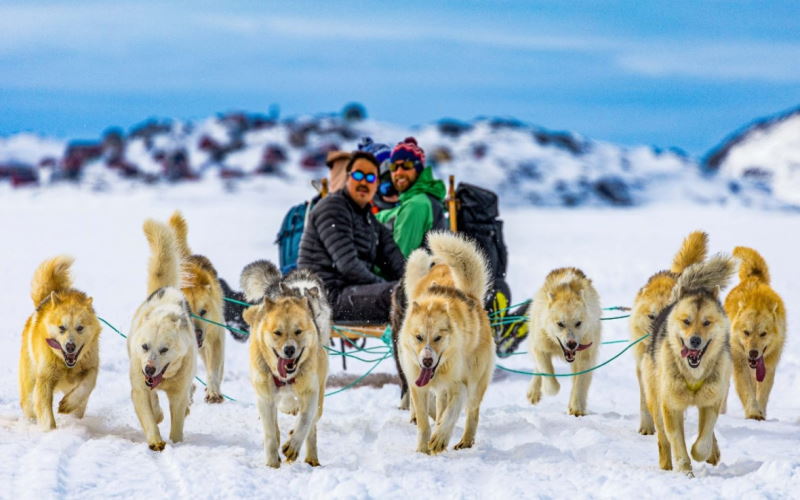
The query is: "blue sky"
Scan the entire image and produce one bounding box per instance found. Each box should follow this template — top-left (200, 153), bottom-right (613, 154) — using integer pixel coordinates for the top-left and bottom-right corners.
top-left (1, 0), bottom-right (799, 154)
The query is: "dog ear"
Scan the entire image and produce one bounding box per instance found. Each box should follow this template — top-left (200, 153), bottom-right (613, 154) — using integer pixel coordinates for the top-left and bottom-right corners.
top-left (411, 301), bottom-right (421, 314)
top-left (306, 286), bottom-right (319, 298)
top-left (49, 291), bottom-right (60, 305)
top-left (547, 292), bottom-right (556, 303)
top-left (279, 282), bottom-right (291, 296)
top-left (243, 298), bottom-right (273, 327)
top-left (712, 285), bottom-right (721, 299)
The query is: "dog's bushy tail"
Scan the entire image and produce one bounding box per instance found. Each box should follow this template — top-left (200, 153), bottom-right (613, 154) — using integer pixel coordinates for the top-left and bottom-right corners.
top-left (733, 246), bottom-right (770, 285)
top-left (404, 248), bottom-right (433, 301)
top-left (670, 253), bottom-right (735, 303)
top-left (240, 260), bottom-right (281, 302)
top-left (670, 230), bottom-right (708, 274)
top-left (168, 210), bottom-right (192, 259)
top-left (31, 255), bottom-right (75, 307)
top-left (427, 231), bottom-right (490, 301)
top-left (143, 219), bottom-right (181, 295)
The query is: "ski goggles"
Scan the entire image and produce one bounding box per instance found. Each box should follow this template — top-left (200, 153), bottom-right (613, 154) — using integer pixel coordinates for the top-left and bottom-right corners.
top-left (389, 160), bottom-right (419, 172)
top-left (350, 170), bottom-right (377, 183)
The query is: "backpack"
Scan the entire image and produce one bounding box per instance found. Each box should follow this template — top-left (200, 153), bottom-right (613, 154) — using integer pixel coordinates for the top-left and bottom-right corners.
top-left (275, 200), bottom-right (311, 274)
top-left (454, 183), bottom-right (508, 285)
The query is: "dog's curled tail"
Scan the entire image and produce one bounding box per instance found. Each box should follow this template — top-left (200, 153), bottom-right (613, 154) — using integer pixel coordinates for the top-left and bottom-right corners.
top-left (669, 253), bottom-right (735, 303)
top-left (168, 210), bottom-right (192, 259)
top-left (426, 230), bottom-right (490, 301)
top-left (240, 260), bottom-right (281, 302)
top-left (404, 248), bottom-right (433, 301)
top-left (143, 219), bottom-right (181, 295)
top-left (733, 246), bottom-right (770, 285)
top-left (31, 255), bottom-right (75, 307)
top-left (670, 230), bottom-right (708, 274)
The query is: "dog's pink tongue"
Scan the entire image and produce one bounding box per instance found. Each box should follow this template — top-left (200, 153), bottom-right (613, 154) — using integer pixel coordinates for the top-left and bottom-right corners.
top-left (278, 358), bottom-right (294, 378)
top-left (46, 338), bottom-right (61, 351)
top-left (755, 357), bottom-right (766, 382)
top-left (416, 368), bottom-right (434, 387)
top-left (681, 346), bottom-right (690, 358)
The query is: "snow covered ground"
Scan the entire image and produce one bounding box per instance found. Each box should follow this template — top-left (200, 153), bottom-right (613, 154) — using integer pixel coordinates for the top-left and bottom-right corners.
top-left (0, 181), bottom-right (798, 498)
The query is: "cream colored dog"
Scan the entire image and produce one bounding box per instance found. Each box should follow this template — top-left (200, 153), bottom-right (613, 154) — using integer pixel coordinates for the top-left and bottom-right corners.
top-left (128, 220), bottom-right (197, 451)
top-left (526, 267), bottom-right (602, 416)
top-left (398, 231), bottom-right (495, 455)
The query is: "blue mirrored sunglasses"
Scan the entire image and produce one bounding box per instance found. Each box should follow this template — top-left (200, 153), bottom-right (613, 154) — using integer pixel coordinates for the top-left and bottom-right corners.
top-left (350, 170), bottom-right (377, 183)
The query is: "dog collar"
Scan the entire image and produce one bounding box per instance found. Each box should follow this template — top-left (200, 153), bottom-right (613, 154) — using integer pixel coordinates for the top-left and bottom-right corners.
top-left (273, 374), bottom-right (296, 388)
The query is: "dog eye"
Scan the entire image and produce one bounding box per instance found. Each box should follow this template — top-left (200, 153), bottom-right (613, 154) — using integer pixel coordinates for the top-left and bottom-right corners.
top-left (415, 335), bottom-right (423, 342)
top-left (744, 330), bottom-right (750, 336)
top-left (682, 319), bottom-right (691, 326)
top-left (433, 336), bottom-right (442, 342)
top-left (199, 309), bottom-right (207, 317)
top-left (647, 314), bottom-right (655, 320)
top-left (274, 330), bottom-right (282, 336)
top-left (702, 320), bottom-right (711, 327)
top-left (159, 347), bottom-right (168, 354)
top-left (575, 321), bottom-right (582, 328)
top-left (59, 325), bottom-right (67, 333)
top-left (76, 325), bottom-right (84, 332)
top-left (295, 329), bottom-right (302, 335)
top-left (760, 332), bottom-right (767, 337)
top-left (557, 322), bottom-right (565, 328)
top-left (142, 344), bottom-right (149, 351)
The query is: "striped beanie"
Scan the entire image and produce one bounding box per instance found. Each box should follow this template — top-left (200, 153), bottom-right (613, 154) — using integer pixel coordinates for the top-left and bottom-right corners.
top-left (390, 137), bottom-right (425, 172)
top-left (357, 137), bottom-right (392, 165)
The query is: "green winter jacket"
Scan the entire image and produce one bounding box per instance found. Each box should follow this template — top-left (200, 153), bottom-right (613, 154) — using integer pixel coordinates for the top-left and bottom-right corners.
top-left (375, 166), bottom-right (446, 257)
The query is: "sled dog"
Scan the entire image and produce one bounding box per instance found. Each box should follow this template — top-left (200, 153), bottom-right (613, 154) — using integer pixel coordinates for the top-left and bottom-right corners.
top-left (724, 247), bottom-right (786, 420)
top-left (398, 231), bottom-right (495, 454)
top-left (168, 211), bottom-right (226, 403)
top-left (19, 256), bottom-right (101, 430)
top-left (526, 267), bottom-right (602, 416)
top-left (128, 220), bottom-right (197, 451)
top-left (241, 260), bottom-right (330, 467)
top-left (630, 230), bottom-right (708, 434)
top-left (642, 255), bottom-right (735, 476)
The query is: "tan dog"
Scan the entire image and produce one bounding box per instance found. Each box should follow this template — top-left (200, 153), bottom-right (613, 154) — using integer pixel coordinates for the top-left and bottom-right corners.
top-left (526, 268), bottom-right (602, 416)
top-left (243, 261), bottom-right (329, 468)
top-left (642, 255), bottom-right (735, 477)
top-left (630, 230), bottom-right (708, 434)
top-left (19, 256), bottom-right (101, 430)
top-left (128, 220), bottom-right (197, 451)
top-left (398, 231), bottom-right (495, 455)
top-left (724, 246), bottom-right (786, 420)
top-left (168, 211), bottom-right (226, 403)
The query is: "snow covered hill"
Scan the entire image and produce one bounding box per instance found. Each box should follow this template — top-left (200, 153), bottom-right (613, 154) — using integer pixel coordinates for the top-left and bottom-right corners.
top-left (0, 187), bottom-right (798, 498)
top-left (2, 105), bottom-right (798, 208)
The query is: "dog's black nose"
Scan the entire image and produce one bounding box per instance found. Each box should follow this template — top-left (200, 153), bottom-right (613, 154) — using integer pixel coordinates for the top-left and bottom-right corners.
top-left (144, 365), bottom-right (156, 376)
top-left (689, 336), bottom-right (702, 349)
top-left (284, 345), bottom-right (296, 358)
top-left (422, 357), bottom-right (433, 368)
top-left (566, 340), bottom-right (577, 350)
top-left (749, 349), bottom-right (759, 359)
top-left (65, 342), bottom-right (76, 353)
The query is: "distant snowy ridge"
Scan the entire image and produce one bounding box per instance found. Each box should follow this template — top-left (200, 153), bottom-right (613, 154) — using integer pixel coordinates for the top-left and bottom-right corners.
top-left (0, 106), bottom-right (797, 208)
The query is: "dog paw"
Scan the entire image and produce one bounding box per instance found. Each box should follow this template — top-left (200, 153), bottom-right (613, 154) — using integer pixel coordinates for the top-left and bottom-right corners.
top-left (305, 457), bottom-right (320, 467)
top-left (149, 441), bottom-right (166, 452)
top-left (169, 431), bottom-right (184, 443)
top-left (454, 438), bottom-right (474, 450)
top-left (266, 455), bottom-right (281, 469)
top-left (745, 410), bottom-right (765, 421)
top-left (691, 440), bottom-right (712, 462)
top-left (205, 392), bottom-right (224, 404)
top-left (706, 439), bottom-right (720, 466)
top-left (543, 378), bottom-right (560, 396)
top-left (638, 425), bottom-right (655, 435)
top-left (57, 398), bottom-right (73, 414)
top-left (526, 388), bottom-right (541, 405)
top-left (282, 440), bottom-right (300, 462)
top-left (568, 406), bottom-right (586, 417)
top-left (416, 443), bottom-right (430, 455)
top-left (428, 433), bottom-right (449, 455)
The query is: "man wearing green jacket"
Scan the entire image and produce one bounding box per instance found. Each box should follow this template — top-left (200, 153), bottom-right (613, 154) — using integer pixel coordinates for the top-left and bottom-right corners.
top-left (375, 137), bottom-right (446, 257)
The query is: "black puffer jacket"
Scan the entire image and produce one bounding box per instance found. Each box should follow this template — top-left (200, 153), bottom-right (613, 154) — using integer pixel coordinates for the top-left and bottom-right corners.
top-left (298, 190), bottom-right (405, 300)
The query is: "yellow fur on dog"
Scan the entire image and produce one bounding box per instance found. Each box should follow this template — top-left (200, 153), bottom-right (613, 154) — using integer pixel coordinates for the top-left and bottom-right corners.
top-left (19, 256), bottom-right (101, 430)
top-left (630, 230), bottom-right (708, 434)
top-left (399, 231), bottom-right (495, 455)
top-left (724, 246), bottom-right (786, 420)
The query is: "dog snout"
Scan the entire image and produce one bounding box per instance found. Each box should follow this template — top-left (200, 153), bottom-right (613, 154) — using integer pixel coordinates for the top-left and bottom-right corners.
top-left (566, 340), bottom-right (577, 350)
top-left (65, 341), bottom-right (76, 354)
top-left (689, 335), bottom-right (702, 349)
top-left (284, 345), bottom-right (296, 358)
top-left (749, 349), bottom-right (759, 359)
top-left (144, 365), bottom-right (156, 376)
top-left (422, 357), bottom-right (434, 368)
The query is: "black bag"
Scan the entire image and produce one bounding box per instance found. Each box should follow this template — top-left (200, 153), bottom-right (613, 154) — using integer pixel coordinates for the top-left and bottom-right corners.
top-left (455, 183), bottom-right (508, 283)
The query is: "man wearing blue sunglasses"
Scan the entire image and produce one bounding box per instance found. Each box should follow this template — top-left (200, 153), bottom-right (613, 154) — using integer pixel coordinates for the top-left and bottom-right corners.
top-left (298, 152), bottom-right (405, 323)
